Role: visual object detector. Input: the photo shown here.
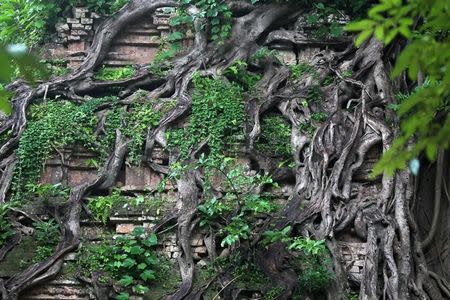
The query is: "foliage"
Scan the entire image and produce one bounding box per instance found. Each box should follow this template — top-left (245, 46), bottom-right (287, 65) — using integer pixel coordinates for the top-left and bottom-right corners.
top-left (346, 0), bottom-right (450, 176)
top-left (78, 227), bottom-right (158, 297)
top-left (197, 156), bottom-right (277, 247)
top-left (94, 65), bottom-right (135, 81)
top-left (264, 287), bottom-right (285, 300)
top-left (170, 0), bottom-right (232, 43)
top-left (289, 237), bottom-right (333, 294)
top-left (0, 203), bottom-right (14, 247)
top-left (68, 0), bottom-right (129, 15)
top-left (304, 2), bottom-right (344, 38)
top-left (299, 121), bottom-right (316, 136)
top-left (0, 0), bottom-right (62, 47)
top-left (0, 45), bottom-right (48, 114)
top-left (87, 190), bottom-right (123, 223)
top-left (167, 74), bottom-right (244, 161)
top-left (261, 226), bottom-right (291, 245)
top-left (123, 101), bottom-right (161, 165)
top-left (42, 59), bottom-right (70, 77)
top-left (24, 183), bottom-right (70, 200)
top-left (32, 219), bottom-right (60, 263)
top-left (256, 115), bottom-right (292, 158)
top-left (290, 63), bottom-right (317, 80)
top-left (251, 47), bottom-right (279, 62)
top-left (311, 112), bottom-right (327, 122)
top-left (223, 60), bottom-right (262, 91)
top-left (12, 97), bottom-right (114, 196)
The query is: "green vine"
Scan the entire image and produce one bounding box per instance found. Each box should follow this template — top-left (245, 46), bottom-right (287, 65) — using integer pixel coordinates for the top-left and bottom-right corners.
top-left (12, 97), bottom-right (114, 197)
top-left (167, 74), bottom-right (244, 161)
top-left (256, 115), bottom-right (292, 158)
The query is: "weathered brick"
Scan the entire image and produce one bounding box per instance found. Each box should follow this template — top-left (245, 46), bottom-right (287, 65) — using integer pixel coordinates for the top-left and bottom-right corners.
top-left (116, 223), bottom-right (135, 234)
top-left (80, 18), bottom-right (93, 25)
top-left (66, 18), bottom-right (79, 24)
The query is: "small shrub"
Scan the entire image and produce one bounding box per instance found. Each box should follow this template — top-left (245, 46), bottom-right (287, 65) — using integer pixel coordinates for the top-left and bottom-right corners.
top-left (290, 63), bottom-right (317, 79)
top-left (94, 65), bottom-right (135, 81)
top-left (87, 190), bottom-right (123, 223)
top-left (32, 219), bottom-right (60, 263)
top-left (0, 204), bottom-right (14, 247)
top-left (289, 238), bottom-right (334, 294)
top-left (78, 226), bottom-right (159, 297)
top-left (256, 115), bottom-right (292, 158)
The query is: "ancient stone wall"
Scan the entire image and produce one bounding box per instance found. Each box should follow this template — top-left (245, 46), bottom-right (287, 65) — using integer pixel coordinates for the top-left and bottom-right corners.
top-left (49, 7), bottom-right (177, 68)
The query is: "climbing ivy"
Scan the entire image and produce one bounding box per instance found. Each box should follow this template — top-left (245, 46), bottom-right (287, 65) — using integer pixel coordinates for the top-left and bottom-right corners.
top-left (167, 74), bottom-right (244, 161)
top-left (123, 101), bottom-right (161, 165)
top-left (256, 115), bottom-right (292, 158)
top-left (12, 97), bottom-right (114, 197)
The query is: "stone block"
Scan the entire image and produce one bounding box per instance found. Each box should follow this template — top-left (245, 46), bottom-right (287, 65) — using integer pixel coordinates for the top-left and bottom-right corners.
top-left (193, 246), bottom-right (207, 254)
top-left (123, 165), bottom-right (161, 191)
top-left (68, 169), bottom-right (98, 187)
top-left (71, 30), bottom-right (88, 36)
top-left (80, 18), bottom-right (93, 25)
top-left (67, 18), bottom-right (80, 24)
top-left (278, 49), bottom-right (297, 65)
top-left (72, 7), bottom-right (89, 18)
top-left (153, 16), bottom-right (170, 26)
top-left (116, 223), bottom-right (135, 234)
top-left (80, 226), bottom-right (107, 240)
top-left (91, 12), bottom-right (101, 19)
top-left (71, 23), bottom-right (84, 30)
top-left (68, 35), bottom-right (81, 41)
top-left (84, 25), bottom-right (93, 30)
top-left (190, 234), bottom-right (204, 246)
top-left (55, 23), bottom-right (70, 32)
top-left (68, 41), bottom-right (85, 53)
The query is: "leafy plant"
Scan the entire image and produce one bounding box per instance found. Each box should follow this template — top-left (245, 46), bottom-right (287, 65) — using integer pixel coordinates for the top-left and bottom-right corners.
top-left (0, 203), bottom-right (14, 247)
top-left (170, 0), bottom-right (233, 43)
top-left (32, 219), bottom-right (60, 263)
top-left (25, 183), bottom-right (69, 200)
top-left (122, 101), bottom-right (161, 165)
top-left (197, 156), bottom-right (277, 247)
top-left (256, 115), bottom-right (292, 158)
top-left (311, 112), bottom-right (327, 122)
top-left (12, 98), bottom-right (110, 196)
top-left (78, 226), bottom-right (158, 297)
top-left (262, 226), bottom-right (292, 245)
top-left (0, 0), bottom-right (62, 46)
top-left (290, 63), bottom-right (317, 80)
top-left (87, 189), bottom-right (123, 223)
top-left (289, 237), bottom-right (333, 294)
top-left (223, 60), bottom-right (262, 91)
top-left (167, 74), bottom-right (244, 161)
top-left (94, 65), bottom-right (135, 80)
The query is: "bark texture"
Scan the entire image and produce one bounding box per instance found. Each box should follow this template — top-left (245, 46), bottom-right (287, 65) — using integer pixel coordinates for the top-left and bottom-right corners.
top-left (0, 1), bottom-right (449, 299)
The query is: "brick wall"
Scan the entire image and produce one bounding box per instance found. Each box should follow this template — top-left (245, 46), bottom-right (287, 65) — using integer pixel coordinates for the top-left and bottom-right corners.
top-left (53, 7), bottom-right (179, 68)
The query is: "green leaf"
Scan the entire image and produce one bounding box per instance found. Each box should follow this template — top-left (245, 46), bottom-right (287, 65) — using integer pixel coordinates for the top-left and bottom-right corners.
top-left (345, 20), bottom-right (375, 32)
top-left (137, 262), bottom-right (147, 270)
top-left (116, 292), bottom-right (129, 300)
top-left (140, 269), bottom-right (156, 281)
top-left (355, 29), bottom-right (373, 47)
top-left (132, 226), bottom-right (145, 237)
top-left (118, 275), bottom-right (134, 286)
